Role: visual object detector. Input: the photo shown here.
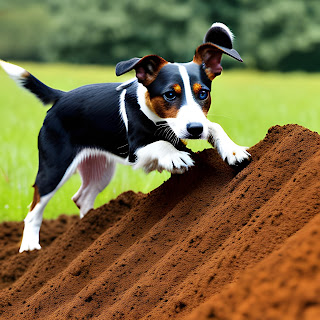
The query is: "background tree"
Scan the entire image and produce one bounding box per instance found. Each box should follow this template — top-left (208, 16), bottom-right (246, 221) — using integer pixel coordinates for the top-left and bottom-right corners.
top-left (0, 0), bottom-right (319, 71)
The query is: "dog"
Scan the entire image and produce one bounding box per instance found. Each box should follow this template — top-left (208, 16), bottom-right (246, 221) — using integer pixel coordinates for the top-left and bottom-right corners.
top-left (0, 22), bottom-right (250, 253)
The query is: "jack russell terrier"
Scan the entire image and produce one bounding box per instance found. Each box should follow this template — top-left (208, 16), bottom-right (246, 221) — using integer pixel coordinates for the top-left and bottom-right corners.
top-left (0, 22), bottom-right (250, 252)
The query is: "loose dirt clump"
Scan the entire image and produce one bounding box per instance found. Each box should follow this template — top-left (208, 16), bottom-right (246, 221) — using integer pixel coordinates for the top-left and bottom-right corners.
top-left (0, 124), bottom-right (319, 320)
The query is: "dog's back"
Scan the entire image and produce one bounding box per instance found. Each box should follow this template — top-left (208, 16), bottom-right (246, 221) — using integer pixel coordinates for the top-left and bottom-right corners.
top-left (47, 82), bottom-right (128, 155)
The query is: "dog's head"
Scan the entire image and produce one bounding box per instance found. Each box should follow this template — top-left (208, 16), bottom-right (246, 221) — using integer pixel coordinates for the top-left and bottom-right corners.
top-left (116, 23), bottom-right (242, 141)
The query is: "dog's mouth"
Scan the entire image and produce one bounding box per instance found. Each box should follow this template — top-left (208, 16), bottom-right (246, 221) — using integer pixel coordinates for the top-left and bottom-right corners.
top-left (185, 134), bottom-right (202, 140)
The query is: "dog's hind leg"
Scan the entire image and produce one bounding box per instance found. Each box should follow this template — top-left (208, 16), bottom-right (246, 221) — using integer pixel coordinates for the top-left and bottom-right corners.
top-left (20, 141), bottom-right (78, 253)
top-left (72, 152), bottom-right (116, 218)
top-left (20, 160), bottom-right (78, 252)
top-left (19, 187), bottom-right (56, 252)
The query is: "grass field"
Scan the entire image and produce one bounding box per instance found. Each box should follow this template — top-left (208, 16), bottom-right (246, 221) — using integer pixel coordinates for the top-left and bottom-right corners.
top-left (0, 62), bottom-right (319, 222)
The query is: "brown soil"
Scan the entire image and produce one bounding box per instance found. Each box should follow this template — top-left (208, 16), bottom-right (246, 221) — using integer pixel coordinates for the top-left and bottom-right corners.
top-left (0, 124), bottom-right (319, 320)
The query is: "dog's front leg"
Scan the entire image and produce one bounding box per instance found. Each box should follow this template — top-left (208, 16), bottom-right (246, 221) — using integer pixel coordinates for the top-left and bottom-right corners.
top-left (134, 141), bottom-right (194, 174)
top-left (207, 120), bottom-right (251, 166)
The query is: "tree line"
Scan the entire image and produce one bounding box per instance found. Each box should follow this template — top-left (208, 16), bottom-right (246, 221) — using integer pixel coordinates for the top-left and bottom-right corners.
top-left (0, 0), bottom-right (319, 71)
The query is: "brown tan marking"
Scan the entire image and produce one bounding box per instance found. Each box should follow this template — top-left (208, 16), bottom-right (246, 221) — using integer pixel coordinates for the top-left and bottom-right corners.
top-left (22, 70), bottom-right (30, 78)
top-left (204, 68), bottom-right (217, 81)
top-left (135, 55), bottom-right (168, 87)
top-left (193, 83), bottom-right (202, 95)
top-left (145, 92), bottom-right (179, 118)
top-left (30, 184), bottom-right (40, 211)
top-left (173, 84), bottom-right (182, 94)
top-left (193, 43), bottom-right (223, 81)
top-left (193, 53), bottom-right (217, 81)
top-left (202, 96), bottom-right (211, 116)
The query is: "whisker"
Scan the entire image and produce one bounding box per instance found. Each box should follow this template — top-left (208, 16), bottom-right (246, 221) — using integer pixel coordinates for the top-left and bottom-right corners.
top-left (117, 144), bottom-right (129, 150)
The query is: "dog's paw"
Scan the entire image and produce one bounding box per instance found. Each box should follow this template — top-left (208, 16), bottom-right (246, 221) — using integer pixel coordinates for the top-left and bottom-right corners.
top-left (19, 238), bottom-right (41, 253)
top-left (217, 142), bottom-right (251, 167)
top-left (135, 141), bottom-right (194, 174)
top-left (157, 149), bottom-right (194, 174)
top-left (19, 225), bottom-right (41, 253)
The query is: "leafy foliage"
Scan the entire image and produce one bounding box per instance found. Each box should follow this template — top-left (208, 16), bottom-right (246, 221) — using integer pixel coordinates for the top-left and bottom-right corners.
top-left (0, 0), bottom-right (49, 61)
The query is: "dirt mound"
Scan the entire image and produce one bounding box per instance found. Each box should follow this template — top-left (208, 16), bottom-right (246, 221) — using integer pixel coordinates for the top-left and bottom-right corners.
top-left (0, 124), bottom-right (319, 320)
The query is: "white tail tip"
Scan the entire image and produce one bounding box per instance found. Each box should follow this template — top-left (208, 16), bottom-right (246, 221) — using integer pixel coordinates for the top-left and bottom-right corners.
top-left (0, 60), bottom-right (29, 86)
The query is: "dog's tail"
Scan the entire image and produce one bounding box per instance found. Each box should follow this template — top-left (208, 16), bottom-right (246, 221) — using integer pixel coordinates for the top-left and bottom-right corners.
top-left (0, 60), bottom-right (64, 105)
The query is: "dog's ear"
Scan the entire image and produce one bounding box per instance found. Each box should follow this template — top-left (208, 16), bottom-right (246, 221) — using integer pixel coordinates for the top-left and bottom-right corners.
top-left (116, 55), bottom-right (168, 86)
top-left (193, 43), bottom-right (223, 81)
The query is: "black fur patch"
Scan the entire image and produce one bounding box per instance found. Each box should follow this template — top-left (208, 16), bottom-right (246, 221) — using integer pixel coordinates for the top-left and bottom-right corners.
top-left (24, 73), bottom-right (64, 105)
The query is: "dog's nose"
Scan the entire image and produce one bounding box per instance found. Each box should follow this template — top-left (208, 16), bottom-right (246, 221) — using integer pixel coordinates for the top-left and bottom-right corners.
top-left (187, 122), bottom-right (203, 137)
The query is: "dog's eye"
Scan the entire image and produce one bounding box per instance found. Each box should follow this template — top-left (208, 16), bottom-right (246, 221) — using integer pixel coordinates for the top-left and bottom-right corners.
top-left (163, 91), bottom-right (177, 102)
top-left (198, 89), bottom-right (209, 100)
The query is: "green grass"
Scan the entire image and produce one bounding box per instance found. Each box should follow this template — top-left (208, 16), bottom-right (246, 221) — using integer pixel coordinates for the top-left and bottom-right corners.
top-left (0, 62), bottom-right (319, 222)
